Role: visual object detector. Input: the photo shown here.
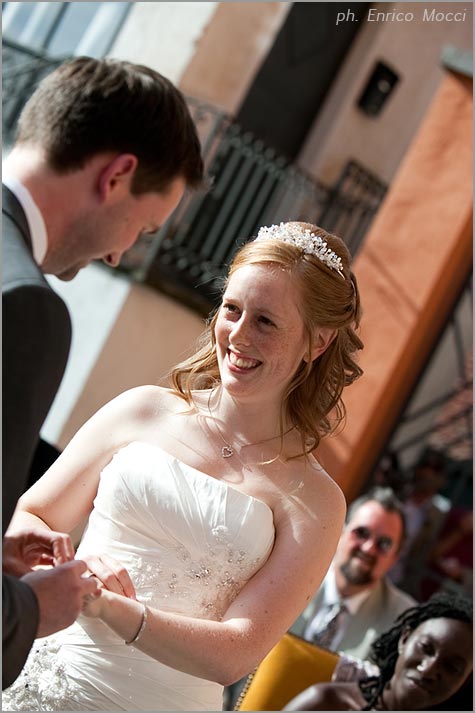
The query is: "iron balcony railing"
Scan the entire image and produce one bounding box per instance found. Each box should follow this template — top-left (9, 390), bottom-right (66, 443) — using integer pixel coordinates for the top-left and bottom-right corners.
top-left (2, 38), bottom-right (66, 146)
top-left (126, 99), bottom-right (387, 313)
top-left (2, 38), bottom-right (388, 314)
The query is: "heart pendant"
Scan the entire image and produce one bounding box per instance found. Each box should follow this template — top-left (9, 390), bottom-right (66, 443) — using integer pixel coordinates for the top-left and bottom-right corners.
top-left (221, 445), bottom-right (234, 458)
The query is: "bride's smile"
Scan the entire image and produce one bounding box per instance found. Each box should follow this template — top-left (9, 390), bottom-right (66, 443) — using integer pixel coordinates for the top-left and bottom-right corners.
top-left (215, 264), bottom-right (308, 406)
top-left (5, 221), bottom-right (362, 711)
top-left (226, 350), bottom-right (261, 371)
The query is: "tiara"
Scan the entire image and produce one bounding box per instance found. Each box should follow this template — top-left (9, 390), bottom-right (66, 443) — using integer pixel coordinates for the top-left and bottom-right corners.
top-left (254, 223), bottom-right (345, 278)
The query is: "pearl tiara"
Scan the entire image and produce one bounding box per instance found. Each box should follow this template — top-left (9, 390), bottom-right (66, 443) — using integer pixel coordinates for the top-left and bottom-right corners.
top-left (254, 223), bottom-right (345, 278)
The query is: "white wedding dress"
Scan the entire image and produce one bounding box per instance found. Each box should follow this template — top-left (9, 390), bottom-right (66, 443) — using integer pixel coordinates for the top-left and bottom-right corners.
top-left (3, 442), bottom-right (275, 711)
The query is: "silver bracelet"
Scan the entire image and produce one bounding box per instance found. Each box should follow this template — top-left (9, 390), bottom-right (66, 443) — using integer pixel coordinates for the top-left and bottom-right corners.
top-left (125, 603), bottom-right (148, 646)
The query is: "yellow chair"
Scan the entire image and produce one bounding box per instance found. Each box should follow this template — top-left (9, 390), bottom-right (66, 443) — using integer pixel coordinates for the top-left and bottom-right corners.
top-left (235, 632), bottom-right (340, 711)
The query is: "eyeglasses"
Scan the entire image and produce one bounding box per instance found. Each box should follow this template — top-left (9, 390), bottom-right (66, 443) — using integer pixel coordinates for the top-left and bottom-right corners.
top-left (350, 526), bottom-right (394, 554)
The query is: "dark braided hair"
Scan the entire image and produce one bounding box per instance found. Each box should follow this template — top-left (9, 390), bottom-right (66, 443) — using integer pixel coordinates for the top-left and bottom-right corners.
top-left (359, 592), bottom-right (472, 710)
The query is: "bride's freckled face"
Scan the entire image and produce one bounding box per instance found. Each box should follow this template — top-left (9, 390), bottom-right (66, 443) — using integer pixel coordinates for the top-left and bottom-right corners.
top-left (214, 264), bottom-right (308, 401)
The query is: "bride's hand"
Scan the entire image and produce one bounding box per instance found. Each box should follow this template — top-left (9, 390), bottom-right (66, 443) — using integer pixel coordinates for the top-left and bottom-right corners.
top-left (80, 553), bottom-right (137, 599)
top-left (81, 581), bottom-right (104, 618)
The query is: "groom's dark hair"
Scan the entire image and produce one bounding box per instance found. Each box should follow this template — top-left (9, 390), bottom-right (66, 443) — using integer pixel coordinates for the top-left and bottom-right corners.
top-left (15, 56), bottom-right (204, 193)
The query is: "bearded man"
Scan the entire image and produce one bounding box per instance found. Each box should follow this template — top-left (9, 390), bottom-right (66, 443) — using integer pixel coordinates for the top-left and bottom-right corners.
top-left (291, 487), bottom-right (415, 659)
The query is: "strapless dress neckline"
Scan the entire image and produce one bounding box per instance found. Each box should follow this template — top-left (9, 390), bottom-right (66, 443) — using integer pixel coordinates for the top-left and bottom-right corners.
top-left (119, 439), bottom-right (274, 516)
top-left (4, 439), bottom-right (275, 711)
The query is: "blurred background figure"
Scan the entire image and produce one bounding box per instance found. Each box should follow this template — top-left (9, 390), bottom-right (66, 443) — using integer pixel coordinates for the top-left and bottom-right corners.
top-left (420, 504), bottom-right (473, 600)
top-left (290, 487), bottom-right (415, 659)
top-left (388, 449), bottom-right (451, 598)
top-left (372, 453), bottom-right (409, 500)
top-left (226, 486), bottom-right (415, 710)
top-left (283, 592), bottom-right (473, 711)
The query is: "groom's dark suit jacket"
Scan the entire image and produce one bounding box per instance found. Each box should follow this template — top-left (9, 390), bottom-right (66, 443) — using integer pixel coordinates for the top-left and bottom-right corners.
top-left (2, 184), bottom-right (72, 688)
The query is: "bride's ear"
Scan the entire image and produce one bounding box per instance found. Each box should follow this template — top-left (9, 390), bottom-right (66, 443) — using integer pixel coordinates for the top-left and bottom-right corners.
top-left (305, 327), bottom-right (337, 363)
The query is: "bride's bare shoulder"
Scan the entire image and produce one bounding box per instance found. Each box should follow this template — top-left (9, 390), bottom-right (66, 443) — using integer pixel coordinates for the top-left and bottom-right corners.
top-left (106, 385), bottom-right (191, 420)
top-left (304, 455), bottom-right (346, 513)
top-left (276, 454), bottom-right (346, 545)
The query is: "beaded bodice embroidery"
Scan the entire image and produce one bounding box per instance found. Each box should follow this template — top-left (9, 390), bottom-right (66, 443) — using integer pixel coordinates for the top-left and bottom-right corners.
top-left (78, 441), bottom-right (275, 622)
top-left (3, 442), bottom-right (275, 711)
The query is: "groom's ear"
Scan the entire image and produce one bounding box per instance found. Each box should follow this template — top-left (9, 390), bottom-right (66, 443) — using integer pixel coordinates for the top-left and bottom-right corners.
top-left (304, 327), bottom-right (337, 363)
top-left (97, 153), bottom-right (138, 202)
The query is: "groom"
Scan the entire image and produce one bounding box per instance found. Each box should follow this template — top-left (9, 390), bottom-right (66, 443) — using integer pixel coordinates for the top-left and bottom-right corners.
top-left (3, 56), bottom-right (204, 689)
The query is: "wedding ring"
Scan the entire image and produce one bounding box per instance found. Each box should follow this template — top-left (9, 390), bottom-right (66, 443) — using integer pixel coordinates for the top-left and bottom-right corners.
top-left (84, 590), bottom-right (101, 602)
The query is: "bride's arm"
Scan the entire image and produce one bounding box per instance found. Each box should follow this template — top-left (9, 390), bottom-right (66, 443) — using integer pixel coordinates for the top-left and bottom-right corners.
top-left (7, 387), bottom-right (163, 597)
top-left (7, 386), bottom-right (162, 538)
top-left (83, 475), bottom-right (346, 685)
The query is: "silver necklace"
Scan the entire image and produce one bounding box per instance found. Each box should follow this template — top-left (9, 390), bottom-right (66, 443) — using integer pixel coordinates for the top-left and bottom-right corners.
top-left (206, 390), bottom-right (294, 460)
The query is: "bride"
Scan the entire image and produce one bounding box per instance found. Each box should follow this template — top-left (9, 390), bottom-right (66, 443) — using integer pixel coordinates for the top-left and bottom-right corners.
top-left (3, 221), bottom-right (363, 711)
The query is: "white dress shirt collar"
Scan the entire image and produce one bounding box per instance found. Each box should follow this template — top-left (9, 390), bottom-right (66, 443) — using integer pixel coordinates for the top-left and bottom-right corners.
top-left (2, 171), bottom-right (48, 266)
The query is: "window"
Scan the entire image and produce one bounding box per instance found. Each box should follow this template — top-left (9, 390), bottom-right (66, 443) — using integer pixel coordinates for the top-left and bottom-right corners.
top-left (2, 2), bottom-right (130, 58)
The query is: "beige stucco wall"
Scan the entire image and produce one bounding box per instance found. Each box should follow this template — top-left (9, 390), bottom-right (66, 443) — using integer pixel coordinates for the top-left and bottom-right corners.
top-left (179, 2), bottom-right (290, 113)
top-left (58, 283), bottom-right (205, 448)
top-left (108, 2), bottom-right (217, 84)
top-left (298, 2), bottom-right (472, 184)
top-left (54, 2), bottom-right (472, 468)
top-left (315, 71), bottom-right (473, 500)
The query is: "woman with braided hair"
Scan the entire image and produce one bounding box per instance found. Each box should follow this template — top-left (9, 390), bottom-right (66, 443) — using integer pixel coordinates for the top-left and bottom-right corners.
top-left (283, 591), bottom-right (472, 710)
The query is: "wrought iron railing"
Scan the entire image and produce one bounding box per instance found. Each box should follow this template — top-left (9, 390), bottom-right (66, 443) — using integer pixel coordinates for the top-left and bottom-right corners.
top-left (136, 104), bottom-right (339, 313)
top-left (121, 97), bottom-right (387, 312)
top-left (2, 38), bottom-right (66, 145)
top-left (318, 160), bottom-right (388, 256)
top-left (2, 38), bottom-right (388, 315)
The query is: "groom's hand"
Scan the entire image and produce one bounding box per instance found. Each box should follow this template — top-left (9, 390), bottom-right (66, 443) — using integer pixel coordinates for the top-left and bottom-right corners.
top-left (2, 528), bottom-right (75, 576)
top-left (22, 559), bottom-right (101, 637)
